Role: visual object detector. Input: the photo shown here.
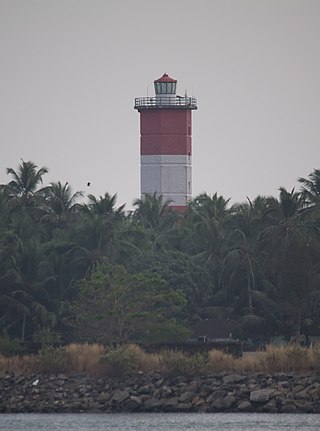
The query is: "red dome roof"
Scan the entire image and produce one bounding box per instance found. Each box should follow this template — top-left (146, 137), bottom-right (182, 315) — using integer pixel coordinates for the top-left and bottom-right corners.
top-left (154, 73), bottom-right (177, 83)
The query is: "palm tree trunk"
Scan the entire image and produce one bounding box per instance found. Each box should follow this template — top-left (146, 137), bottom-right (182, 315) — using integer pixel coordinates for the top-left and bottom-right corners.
top-left (21, 313), bottom-right (26, 342)
top-left (297, 308), bottom-right (301, 344)
top-left (247, 254), bottom-right (255, 314)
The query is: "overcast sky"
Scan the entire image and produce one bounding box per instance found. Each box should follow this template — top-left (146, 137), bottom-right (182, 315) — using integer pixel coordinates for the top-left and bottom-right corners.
top-left (1, 0), bottom-right (320, 209)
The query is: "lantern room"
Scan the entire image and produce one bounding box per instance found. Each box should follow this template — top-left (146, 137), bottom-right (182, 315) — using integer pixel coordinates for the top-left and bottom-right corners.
top-left (154, 73), bottom-right (177, 95)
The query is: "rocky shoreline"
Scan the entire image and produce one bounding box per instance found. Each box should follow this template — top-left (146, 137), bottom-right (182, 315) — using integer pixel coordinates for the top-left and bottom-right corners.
top-left (1, 371), bottom-right (320, 414)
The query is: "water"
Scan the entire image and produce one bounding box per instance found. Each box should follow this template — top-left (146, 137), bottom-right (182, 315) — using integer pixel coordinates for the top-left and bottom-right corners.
top-left (0, 413), bottom-right (320, 431)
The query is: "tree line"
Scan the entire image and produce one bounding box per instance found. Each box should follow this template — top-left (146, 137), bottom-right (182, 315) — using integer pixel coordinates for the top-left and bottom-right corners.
top-left (1, 160), bottom-right (320, 349)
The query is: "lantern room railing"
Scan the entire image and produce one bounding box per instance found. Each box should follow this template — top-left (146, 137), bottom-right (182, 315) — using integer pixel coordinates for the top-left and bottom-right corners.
top-left (134, 96), bottom-right (197, 110)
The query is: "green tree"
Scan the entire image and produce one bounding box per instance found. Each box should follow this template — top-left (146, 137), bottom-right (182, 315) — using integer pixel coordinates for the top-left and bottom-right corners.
top-left (42, 181), bottom-right (83, 229)
top-left (299, 169), bottom-right (320, 209)
top-left (127, 249), bottom-right (213, 318)
top-left (72, 263), bottom-right (188, 343)
top-left (4, 160), bottom-right (48, 209)
top-left (259, 187), bottom-right (320, 340)
top-left (132, 193), bottom-right (178, 250)
top-left (68, 193), bottom-right (130, 275)
top-left (184, 193), bottom-right (231, 269)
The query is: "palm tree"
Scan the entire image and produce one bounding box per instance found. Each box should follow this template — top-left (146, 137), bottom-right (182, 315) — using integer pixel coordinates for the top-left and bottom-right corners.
top-left (5, 160), bottom-right (48, 208)
top-left (184, 193), bottom-right (231, 269)
top-left (0, 233), bottom-right (51, 341)
top-left (80, 193), bottom-right (126, 252)
top-left (83, 193), bottom-right (125, 217)
top-left (67, 193), bottom-right (131, 275)
top-left (298, 169), bottom-right (320, 209)
top-left (42, 181), bottom-right (83, 228)
top-left (132, 193), bottom-right (177, 250)
top-left (219, 229), bottom-right (255, 314)
top-left (0, 187), bottom-right (11, 232)
top-left (259, 187), bottom-right (319, 340)
top-left (217, 197), bottom-right (269, 316)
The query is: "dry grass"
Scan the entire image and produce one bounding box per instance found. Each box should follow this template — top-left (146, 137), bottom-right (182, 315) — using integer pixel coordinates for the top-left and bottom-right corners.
top-left (0, 353), bottom-right (37, 375)
top-left (65, 343), bottom-right (106, 374)
top-left (207, 349), bottom-right (237, 372)
top-left (261, 344), bottom-right (320, 372)
top-left (1, 344), bottom-right (320, 376)
top-left (208, 345), bottom-right (320, 374)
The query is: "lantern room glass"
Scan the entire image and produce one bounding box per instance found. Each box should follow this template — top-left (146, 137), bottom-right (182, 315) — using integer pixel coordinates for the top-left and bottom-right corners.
top-left (154, 82), bottom-right (176, 94)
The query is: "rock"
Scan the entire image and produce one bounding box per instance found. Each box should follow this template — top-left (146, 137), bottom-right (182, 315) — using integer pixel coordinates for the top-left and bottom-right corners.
top-left (206, 390), bottom-right (227, 403)
top-left (163, 397), bottom-right (179, 412)
top-left (1, 371), bottom-right (320, 413)
top-left (155, 378), bottom-right (164, 388)
top-left (250, 388), bottom-right (276, 403)
top-left (178, 391), bottom-right (195, 403)
top-left (262, 399), bottom-right (278, 413)
top-left (124, 396), bottom-right (142, 411)
top-left (111, 390), bottom-right (130, 404)
top-left (294, 400), bottom-right (313, 413)
top-left (209, 398), bottom-right (225, 411)
top-left (137, 384), bottom-right (154, 395)
top-left (161, 386), bottom-right (173, 398)
top-left (192, 395), bottom-right (205, 407)
top-left (295, 389), bottom-right (311, 400)
top-left (223, 374), bottom-right (247, 384)
top-left (237, 400), bottom-right (253, 412)
top-left (281, 403), bottom-right (297, 413)
top-left (143, 397), bottom-right (163, 411)
top-left (309, 386), bottom-right (320, 401)
top-left (176, 402), bottom-right (193, 412)
top-left (238, 384), bottom-right (250, 397)
top-left (199, 384), bottom-right (213, 397)
top-left (224, 394), bottom-right (236, 409)
top-left (97, 392), bottom-right (111, 403)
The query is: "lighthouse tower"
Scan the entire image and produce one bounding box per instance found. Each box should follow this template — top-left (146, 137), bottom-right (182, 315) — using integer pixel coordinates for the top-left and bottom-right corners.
top-left (134, 73), bottom-right (197, 211)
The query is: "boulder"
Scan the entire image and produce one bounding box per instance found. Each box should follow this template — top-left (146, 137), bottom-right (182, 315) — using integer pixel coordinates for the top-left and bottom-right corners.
top-left (281, 403), bottom-right (297, 413)
top-left (236, 400), bottom-right (253, 412)
top-left (111, 390), bottom-right (130, 404)
top-left (143, 397), bottom-right (163, 411)
top-left (223, 374), bottom-right (247, 384)
top-left (124, 396), bottom-right (142, 411)
top-left (250, 388), bottom-right (276, 403)
top-left (178, 391), bottom-right (195, 403)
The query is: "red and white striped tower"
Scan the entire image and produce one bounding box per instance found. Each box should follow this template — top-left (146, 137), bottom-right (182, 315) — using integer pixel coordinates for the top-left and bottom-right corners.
top-left (134, 73), bottom-right (197, 211)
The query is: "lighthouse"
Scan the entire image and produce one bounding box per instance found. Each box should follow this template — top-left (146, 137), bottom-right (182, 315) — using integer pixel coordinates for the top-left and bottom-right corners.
top-left (134, 73), bottom-right (197, 211)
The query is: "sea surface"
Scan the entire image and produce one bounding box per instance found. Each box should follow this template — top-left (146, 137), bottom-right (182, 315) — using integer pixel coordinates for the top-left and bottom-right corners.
top-left (0, 413), bottom-right (320, 431)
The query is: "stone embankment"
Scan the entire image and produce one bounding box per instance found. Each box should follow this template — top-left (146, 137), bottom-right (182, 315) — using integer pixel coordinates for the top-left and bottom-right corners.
top-left (1, 371), bottom-right (320, 413)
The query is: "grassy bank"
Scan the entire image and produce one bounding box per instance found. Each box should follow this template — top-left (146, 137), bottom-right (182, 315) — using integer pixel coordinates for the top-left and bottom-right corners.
top-left (1, 343), bottom-right (320, 376)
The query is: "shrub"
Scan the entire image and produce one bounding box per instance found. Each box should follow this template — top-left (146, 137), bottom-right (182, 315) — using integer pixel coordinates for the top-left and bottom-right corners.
top-left (35, 346), bottom-right (67, 374)
top-left (33, 327), bottom-right (61, 348)
top-left (0, 336), bottom-right (25, 356)
top-left (102, 344), bottom-right (142, 376)
top-left (160, 350), bottom-right (207, 376)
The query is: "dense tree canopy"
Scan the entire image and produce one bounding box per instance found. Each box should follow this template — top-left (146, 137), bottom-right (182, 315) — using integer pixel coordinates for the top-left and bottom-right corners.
top-left (1, 160), bottom-right (320, 349)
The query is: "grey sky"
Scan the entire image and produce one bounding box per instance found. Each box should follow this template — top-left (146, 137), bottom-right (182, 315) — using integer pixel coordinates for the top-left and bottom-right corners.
top-left (1, 0), bottom-right (320, 209)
